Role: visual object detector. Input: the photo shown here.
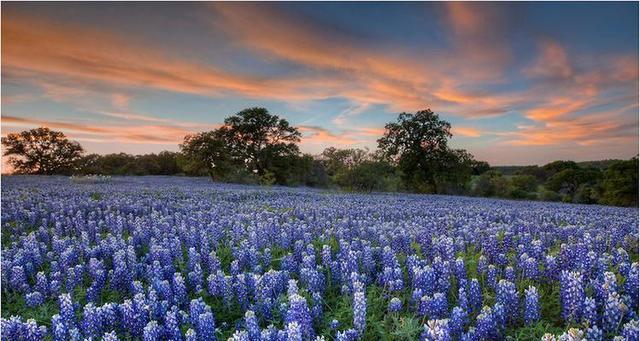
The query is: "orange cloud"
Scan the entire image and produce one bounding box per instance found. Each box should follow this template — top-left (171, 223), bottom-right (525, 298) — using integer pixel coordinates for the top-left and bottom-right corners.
top-left (298, 125), bottom-right (388, 153)
top-left (451, 126), bottom-right (482, 138)
top-left (443, 2), bottom-right (512, 81)
top-left (2, 15), bottom-right (336, 103)
top-left (111, 94), bottom-right (131, 110)
top-left (1, 115), bottom-right (213, 145)
top-left (209, 3), bottom-right (513, 119)
top-left (524, 39), bottom-right (573, 79)
top-left (509, 38), bottom-right (639, 147)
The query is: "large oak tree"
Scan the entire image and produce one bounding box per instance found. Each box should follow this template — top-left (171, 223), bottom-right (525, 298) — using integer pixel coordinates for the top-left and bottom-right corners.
top-left (2, 127), bottom-right (84, 175)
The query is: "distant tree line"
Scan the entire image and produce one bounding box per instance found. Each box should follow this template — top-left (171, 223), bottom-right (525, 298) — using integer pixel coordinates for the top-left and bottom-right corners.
top-left (3, 108), bottom-right (637, 207)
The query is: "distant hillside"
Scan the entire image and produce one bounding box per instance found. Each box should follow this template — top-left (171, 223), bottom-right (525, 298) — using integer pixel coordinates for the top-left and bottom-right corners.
top-left (492, 159), bottom-right (625, 175)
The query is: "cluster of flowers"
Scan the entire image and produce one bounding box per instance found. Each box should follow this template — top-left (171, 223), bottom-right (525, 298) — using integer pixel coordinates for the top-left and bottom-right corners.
top-left (1, 176), bottom-right (638, 340)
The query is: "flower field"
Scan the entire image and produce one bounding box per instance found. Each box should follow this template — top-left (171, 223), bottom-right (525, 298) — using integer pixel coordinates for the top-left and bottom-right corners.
top-left (1, 176), bottom-right (638, 340)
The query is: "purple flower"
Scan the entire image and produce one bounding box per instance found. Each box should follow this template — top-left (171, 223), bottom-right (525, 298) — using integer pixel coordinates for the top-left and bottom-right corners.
top-left (244, 310), bottom-right (260, 340)
top-left (496, 280), bottom-right (518, 323)
top-left (524, 286), bottom-right (540, 325)
top-left (143, 321), bottom-right (161, 341)
top-left (197, 312), bottom-right (216, 341)
top-left (388, 297), bottom-right (402, 313)
top-left (603, 292), bottom-right (625, 334)
top-left (560, 271), bottom-right (584, 323)
top-left (25, 291), bottom-right (44, 308)
top-left (420, 319), bottom-right (451, 341)
top-left (353, 288), bottom-right (367, 334)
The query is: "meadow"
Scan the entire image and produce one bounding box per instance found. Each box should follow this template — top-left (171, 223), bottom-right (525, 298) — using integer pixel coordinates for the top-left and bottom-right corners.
top-left (1, 176), bottom-right (638, 340)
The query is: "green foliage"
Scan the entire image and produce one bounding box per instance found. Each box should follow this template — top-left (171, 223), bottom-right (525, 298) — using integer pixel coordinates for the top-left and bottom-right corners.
top-left (544, 167), bottom-right (601, 198)
top-left (598, 157), bottom-right (639, 206)
top-left (472, 170), bottom-right (509, 197)
top-left (181, 107), bottom-right (302, 185)
top-left (2, 127), bottom-right (84, 175)
top-left (377, 109), bottom-right (478, 194)
top-left (76, 151), bottom-right (182, 176)
top-left (542, 160), bottom-right (579, 178)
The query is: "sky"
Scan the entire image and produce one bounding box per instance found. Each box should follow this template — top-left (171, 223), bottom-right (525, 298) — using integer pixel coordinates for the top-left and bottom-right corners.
top-left (2, 2), bottom-right (638, 167)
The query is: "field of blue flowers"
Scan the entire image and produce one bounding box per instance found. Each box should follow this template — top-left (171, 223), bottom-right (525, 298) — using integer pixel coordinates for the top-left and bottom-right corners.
top-left (1, 176), bottom-right (638, 340)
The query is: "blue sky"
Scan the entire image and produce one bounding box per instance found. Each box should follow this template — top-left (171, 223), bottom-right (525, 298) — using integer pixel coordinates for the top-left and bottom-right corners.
top-left (2, 2), bottom-right (638, 166)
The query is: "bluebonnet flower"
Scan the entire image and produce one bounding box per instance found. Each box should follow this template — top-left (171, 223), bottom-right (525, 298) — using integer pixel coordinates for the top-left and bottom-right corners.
top-left (449, 306), bottom-right (467, 338)
top-left (492, 303), bottom-right (507, 334)
top-left (25, 291), bottom-right (44, 307)
top-left (560, 271), bottom-right (584, 323)
top-left (487, 265), bottom-right (498, 289)
top-left (10, 266), bottom-right (29, 292)
top-left (582, 296), bottom-right (598, 326)
top-left (59, 293), bottom-right (76, 327)
top-left (102, 331), bottom-right (119, 341)
top-left (311, 291), bottom-right (324, 321)
top-left (504, 266), bottom-right (516, 283)
top-left (420, 319), bottom-right (450, 341)
top-left (335, 329), bottom-right (358, 341)
top-left (388, 297), bottom-right (402, 313)
top-left (35, 272), bottom-right (48, 296)
top-left (244, 310), bottom-right (260, 340)
top-left (584, 325), bottom-right (603, 341)
top-left (82, 302), bottom-right (102, 338)
top-left (545, 255), bottom-right (558, 281)
top-left (524, 286), bottom-right (540, 325)
top-left (469, 278), bottom-right (482, 312)
top-left (164, 308), bottom-right (182, 341)
top-left (603, 292), bottom-right (626, 334)
top-left (51, 314), bottom-right (67, 341)
top-left (353, 285), bottom-right (367, 335)
top-left (625, 263), bottom-right (639, 311)
top-left (496, 280), bottom-right (518, 323)
top-left (622, 319), bottom-right (638, 341)
top-left (477, 256), bottom-right (487, 275)
top-left (455, 258), bottom-right (467, 282)
top-left (330, 319), bottom-right (340, 330)
top-left (197, 312), bottom-right (216, 341)
top-left (286, 321), bottom-right (302, 341)
top-left (457, 286), bottom-right (469, 313)
top-left (143, 321), bottom-right (162, 341)
top-left (189, 298), bottom-right (209, 328)
top-left (185, 328), bottom-right (198, 341)
top-left (173, 272), bottom-right (188, 306)
top-left (475, 306), bottom-right (496, 340)
top-left (521, 256), bottom-right (538, 280)
top-left (286, 289), bottom-right (314, 339)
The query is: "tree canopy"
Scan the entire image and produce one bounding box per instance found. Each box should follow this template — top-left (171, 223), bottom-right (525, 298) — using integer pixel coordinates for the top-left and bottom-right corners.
top-left (2, 127), bottom-right (84, 175)
top-left (378, 109), bottom-right (472, 193)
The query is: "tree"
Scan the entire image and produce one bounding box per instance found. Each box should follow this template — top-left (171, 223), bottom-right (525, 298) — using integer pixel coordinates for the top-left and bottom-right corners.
top-left (436, 148), bottom-right (477, 194)
top-left (542, 160), bottom-right (579, 178)
top-left (180, 131), bottom-right (238, 180)
top-left (545, 167), bottom-right (601, 199)
top-left (2, 127), bottom-right (83, 175)
top-left (377, 109), bottom-right (453, 193)
top-left (335, 159), bottom-right (397, 192)
top-left (514, 165), bottom-right (546, 182)
top-left (599, 157), bottom-right (638, 207)
top-left (471, 170), bottom-right (508, 197)
top-left (471, 160), bottom-right (491, 175)
top-left (181, 108), bottom-right (302, 184)
top-left (320, 147), bottom-right (370, 179)
top-left (218, 107), bottom-right (301, 178)
top-left (510, 175), bottom-right (538, 193)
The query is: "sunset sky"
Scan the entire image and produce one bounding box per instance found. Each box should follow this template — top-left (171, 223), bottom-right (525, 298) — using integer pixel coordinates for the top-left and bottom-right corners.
top-left (2, 2), bottom-right (638, 166)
